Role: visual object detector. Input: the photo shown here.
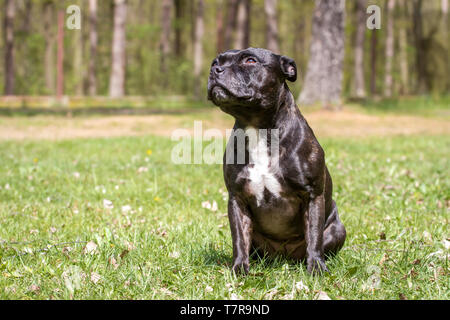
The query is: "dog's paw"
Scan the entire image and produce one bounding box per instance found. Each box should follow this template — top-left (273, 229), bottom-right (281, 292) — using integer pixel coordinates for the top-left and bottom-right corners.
top-left (307, 256), bottom-right (329, 276)
top-left (232, 260), bottom-right (249, 276)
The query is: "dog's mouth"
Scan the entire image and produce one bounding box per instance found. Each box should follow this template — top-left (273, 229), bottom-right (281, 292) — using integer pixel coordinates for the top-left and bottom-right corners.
top-left (209, 85), bottom-right (231, 104)
top-left (208, 83), bottom-right (253, 106)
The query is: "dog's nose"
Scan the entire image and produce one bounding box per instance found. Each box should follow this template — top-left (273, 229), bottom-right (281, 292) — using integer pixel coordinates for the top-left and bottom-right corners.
top-left (213, 66), bottom-right (224, 75)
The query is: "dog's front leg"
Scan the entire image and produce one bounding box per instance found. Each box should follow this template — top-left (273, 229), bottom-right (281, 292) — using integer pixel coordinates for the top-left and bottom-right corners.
top-left (228, 195), bottom-right (252, 275)
top-left (305, 194), bottom-right (329, 275)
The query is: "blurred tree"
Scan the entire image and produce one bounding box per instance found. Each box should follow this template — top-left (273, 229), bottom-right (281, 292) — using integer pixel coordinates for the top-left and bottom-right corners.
top-left (352, 0), bottom-right (367, 99)
top-left (370, 28), bottom-right (378, 95)
top-left (235, 0), bottom-right (251, 50)
top-left (298, 0), bottom-right (346, 107)
top-left (22, 0), bottom-right (33, 33)
top-left (174, 0), bottom-right (185, 58)
top-left (412, 0), bottom-right (427, 93)
top-left (193, 0), bottom-right (204, 98)
top-left (43, 1), bottom-right (55, 95)
top-left (57, 9), bottom-right (64, 98)
top-left (441, 0), bottom-right (449, 91)
top-left (384, 0), bottom-right (396, 98)
top-left (264, 0), bottom-right (279, 53)
top-left (224, 0), bottom-right (238, 51)
top-left (398, 0), bottom-right (409, 95)
top-left (160, 0), bottom-right (173, 78)
top-left (4, 0), bottom-right (15, 95)
top-left (0, 0), bottom-right (448, 98)
top-left (109, 0), bottom-right (127, 98)
top-left (73, 0), bottom-right (84, 96)
top-left (216, 0), bottom-right (225, 53)
top-left (88, 0), bottom-right (98, 96)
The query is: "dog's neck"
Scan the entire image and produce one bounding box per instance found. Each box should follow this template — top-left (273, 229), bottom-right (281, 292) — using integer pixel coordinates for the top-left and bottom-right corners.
top-left (233, 83), bottom-right (297, 130)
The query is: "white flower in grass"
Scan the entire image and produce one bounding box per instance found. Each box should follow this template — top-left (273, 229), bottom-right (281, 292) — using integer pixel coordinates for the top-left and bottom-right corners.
top-left (103, 199), bottom-right (114, 209)
top-left (201, 201), bottom-right (211, 209)
top-left (201, 200), bottom-right (218, 212)
top-left (137, 166), bottom-right (148, 173)
top-left (443, 239), bottom-right (450, 250)
top-left (121, 205), bottom-right (132, 213)
top-left (205, 286), bottom-right (213, 293)
top-left (295, 281), bottom-right (310, 293)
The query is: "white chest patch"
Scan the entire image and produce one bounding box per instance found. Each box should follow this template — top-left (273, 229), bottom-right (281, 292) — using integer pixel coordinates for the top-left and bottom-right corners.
top-left (246, 127), bottom-right (282, 205)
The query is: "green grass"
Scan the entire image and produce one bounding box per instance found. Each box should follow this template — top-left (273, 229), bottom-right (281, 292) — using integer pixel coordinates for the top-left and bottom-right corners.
top-left (353, 95), bottom-right (450, 117)
top-left (0, 134), bottom-right (448, 300)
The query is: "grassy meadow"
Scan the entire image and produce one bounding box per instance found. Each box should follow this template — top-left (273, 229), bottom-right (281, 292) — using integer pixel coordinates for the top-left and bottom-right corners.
top-left (0, 102), bottom-right (448, 300)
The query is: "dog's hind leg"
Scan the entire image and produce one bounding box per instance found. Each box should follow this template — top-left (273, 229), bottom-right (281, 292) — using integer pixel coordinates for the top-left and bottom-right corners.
top-left (323, 200), bottom-right (346, 257)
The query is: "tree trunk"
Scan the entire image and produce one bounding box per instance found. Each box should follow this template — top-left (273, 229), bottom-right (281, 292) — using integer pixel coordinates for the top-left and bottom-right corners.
top-left (160, 0), bottom-right (172, 76)
top-left (224, 0), bottom-right (238, 50)
top-left (298, 0), bottom-right (346, 107)
top-left (4, 0), bottom-right (15, 95)
top-left (234, 0), bottom-right (251, 50)
top-left (88, 0), bottom-right (98, 96)
top-left (22, 0), bottom-right (33, 33)
top-left (109, 0), bottom-right (127, 98)
top-left (352, 0), bottom-right (367, 98)
top-left (74, 0), bottom-right (84, 96)
top-left (442, 0), bottom-right (448, 39)
top-left (43, 1), bottom-right (55, 95)
top-left (383, 0), bottom-right (395, 97)
top-left (193, 0), bottom-right (204, 98)
top-left (398, 0), bottom-right (409, 95)
top-left (442, 0), bottom-right (449, 91)
top-left (216, 0), bottom-right (225, 53)
top-left (56, 10), bottom-right (64, 98)
top-left (264, 0), bottom-right (279, 53)
top-left (370, 29), bottom-right (377, 95)
top-left (174, 0), bottom-right (185, 58)
top-left (412, 0), bottom-right (427, 94)
top-left (398, 28), bottom-right (409, 95)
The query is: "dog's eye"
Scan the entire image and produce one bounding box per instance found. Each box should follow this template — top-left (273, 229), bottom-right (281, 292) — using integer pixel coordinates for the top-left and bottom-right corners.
top-left (212, 60), bottom-right (218, 67)
top-left (245, 57), bottom-right (257, 64)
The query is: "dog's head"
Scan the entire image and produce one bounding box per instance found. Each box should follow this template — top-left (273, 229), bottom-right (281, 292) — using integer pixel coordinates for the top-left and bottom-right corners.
top-left (207, 48), bottom-right (297, 112)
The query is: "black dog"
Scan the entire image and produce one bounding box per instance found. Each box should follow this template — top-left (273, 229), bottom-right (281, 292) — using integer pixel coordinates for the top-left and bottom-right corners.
top-left (207, 48), bottom-right (346, 275)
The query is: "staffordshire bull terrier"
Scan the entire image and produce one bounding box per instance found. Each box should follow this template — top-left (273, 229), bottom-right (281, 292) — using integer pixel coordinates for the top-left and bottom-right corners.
top-left (207, 48), bottom-right (346, 275)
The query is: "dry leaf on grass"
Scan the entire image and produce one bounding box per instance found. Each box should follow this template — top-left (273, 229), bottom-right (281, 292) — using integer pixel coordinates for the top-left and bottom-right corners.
top-left (108, 256), bottom-right (119, 270)
top-left (29, 284), bottom-right (40, 293)
top-left (264, 288), bottom-right (278, 300)
top-left (83, 241), bottom-right (98, 255)
top-left (314, 291), bottom-right (332, 300)
top-left (90, 272), bottom-right (101, 284)
top-left (120, 249), bottom-right (129, 259)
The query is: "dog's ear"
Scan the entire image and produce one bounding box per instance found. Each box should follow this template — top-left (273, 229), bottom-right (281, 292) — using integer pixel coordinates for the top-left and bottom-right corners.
top-left (279, 56), bottom-right (297, 82)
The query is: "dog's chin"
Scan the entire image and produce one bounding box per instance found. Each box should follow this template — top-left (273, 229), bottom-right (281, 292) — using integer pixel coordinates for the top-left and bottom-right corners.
top-left (209, 86), bottom-right (255, 108)
top-left (209, 86), bottom-right (235, 106)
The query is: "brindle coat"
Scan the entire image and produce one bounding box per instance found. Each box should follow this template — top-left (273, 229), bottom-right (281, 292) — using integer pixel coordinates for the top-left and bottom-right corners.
top-left (207, 48), bottom-right (346, 275)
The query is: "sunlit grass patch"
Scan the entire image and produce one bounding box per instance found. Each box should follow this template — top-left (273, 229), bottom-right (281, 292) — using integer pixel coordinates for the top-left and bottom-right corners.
top-left (0, 134), bottom-right (448, 299)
